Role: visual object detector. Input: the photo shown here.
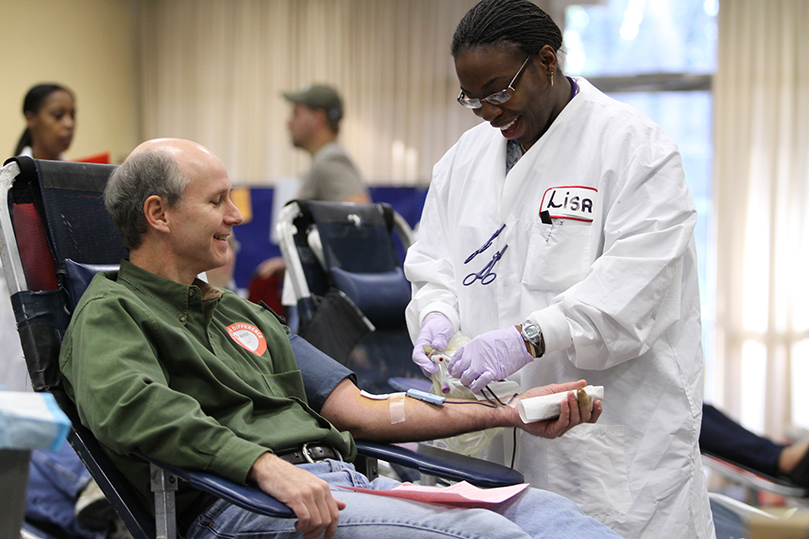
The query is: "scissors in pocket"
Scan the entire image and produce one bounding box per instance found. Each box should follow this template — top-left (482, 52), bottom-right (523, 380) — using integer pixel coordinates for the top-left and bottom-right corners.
top-left (463, 245), bottom-right (508, 286)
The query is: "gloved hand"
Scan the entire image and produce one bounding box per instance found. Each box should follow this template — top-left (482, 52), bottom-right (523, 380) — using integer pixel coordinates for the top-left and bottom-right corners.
top-left (449, 326), bottom-right (534, 392)
top-left (412, 313), bottom-right (455, 374)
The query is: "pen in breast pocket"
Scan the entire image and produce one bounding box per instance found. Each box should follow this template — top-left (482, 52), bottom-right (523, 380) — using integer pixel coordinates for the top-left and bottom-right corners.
top-left (540, 210), bottom-right (556, 242)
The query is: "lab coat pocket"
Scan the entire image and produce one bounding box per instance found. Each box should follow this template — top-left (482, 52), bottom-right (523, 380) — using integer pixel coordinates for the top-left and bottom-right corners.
top-left (523, 222), bottom-right (592, 292)
top-left (545, 423), bottom-right (632, 520)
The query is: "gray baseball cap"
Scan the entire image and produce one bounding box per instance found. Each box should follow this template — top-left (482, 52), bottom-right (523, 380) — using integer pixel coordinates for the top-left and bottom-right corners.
top-left (282, 83), bottom-right (343, 121)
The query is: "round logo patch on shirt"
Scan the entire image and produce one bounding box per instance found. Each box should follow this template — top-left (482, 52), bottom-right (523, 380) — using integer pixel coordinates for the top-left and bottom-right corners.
top-left (226, 323), bottom-right (267, 356)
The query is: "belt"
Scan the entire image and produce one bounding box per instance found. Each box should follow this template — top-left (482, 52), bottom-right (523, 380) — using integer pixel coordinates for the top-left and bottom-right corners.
top-left (275, 443), bottom-right (341, 465)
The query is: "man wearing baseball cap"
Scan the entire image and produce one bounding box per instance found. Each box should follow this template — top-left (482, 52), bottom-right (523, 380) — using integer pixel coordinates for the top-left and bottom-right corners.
top-left (282, 83), bottom-right (370, 204)
top-left (252, 84), bottom-right (371, 298)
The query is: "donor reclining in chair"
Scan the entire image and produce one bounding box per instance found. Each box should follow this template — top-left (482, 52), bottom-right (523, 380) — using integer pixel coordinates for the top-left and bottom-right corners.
top-left (58, 138), bottom-right (621, 539)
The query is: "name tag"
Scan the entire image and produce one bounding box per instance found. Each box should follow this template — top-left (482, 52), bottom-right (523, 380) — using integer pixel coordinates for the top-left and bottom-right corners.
top-left (540, 186), bottom-right (597, 223)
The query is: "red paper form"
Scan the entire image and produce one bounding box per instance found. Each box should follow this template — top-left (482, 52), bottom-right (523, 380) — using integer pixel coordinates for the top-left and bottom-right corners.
top-left (338, 481), bottom-right (530, 508)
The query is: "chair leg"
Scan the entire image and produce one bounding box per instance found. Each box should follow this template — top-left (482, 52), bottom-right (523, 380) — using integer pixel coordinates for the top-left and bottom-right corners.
top-left (0, 449), bottom-right (31, 539)
top-left (150, 464), bottom-right (178, 539)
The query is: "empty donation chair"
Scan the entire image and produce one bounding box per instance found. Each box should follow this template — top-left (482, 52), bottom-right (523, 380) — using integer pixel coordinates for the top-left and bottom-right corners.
top-left (278, 199), bottom-right (426, 395)
top-left (0, 157), bottom-right (523, 539)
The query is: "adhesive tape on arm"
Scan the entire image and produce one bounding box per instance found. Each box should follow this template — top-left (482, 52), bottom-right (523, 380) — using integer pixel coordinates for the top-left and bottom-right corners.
top-left (518, 385), bottom-right (604, 423)
top-left (389, 392), bottom-right (406, 424)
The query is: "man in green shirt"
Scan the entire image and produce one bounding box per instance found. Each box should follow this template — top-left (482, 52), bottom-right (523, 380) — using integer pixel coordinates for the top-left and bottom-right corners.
top-left (60, 138), bottom-right (619, 539)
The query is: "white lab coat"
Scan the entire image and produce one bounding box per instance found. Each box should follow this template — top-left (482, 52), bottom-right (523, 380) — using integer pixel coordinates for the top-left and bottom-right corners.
top-left (405, 78), bottom-right (714, 539)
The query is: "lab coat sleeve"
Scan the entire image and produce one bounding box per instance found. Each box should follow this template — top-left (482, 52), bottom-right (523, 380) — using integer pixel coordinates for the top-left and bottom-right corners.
top-left (529, 138), bottom-right (697, 370)
top-left (405, 149), bottom-right (462, 343)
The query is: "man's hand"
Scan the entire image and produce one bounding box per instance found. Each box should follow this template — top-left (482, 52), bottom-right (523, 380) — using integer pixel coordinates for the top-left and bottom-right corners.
top-left (249, 453), bottom-right (345, 539)
top-left (507, 380), bottom-right (603, 438)
top-left (412, 312), bottom-right (455, 374)
top-left (254, 256), bottom-right (286, 279)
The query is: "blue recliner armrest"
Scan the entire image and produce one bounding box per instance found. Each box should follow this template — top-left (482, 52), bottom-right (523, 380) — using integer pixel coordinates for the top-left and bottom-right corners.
top-left (139, 455), bottom-right (295, 518)
top-left (141, 444), bottom-right (525, 522)
top-left (354, 440), bottom-right (524, 488)
top-left (701, 451), bottom-right (809, 499)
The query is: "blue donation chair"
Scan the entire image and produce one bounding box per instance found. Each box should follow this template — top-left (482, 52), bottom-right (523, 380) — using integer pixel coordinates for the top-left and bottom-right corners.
top-left (702, 451), bottom-right (809, 504)
top-left (277, 199), bottom-right (427, 395)
top-left (0, 157), bottom-right (523, 539)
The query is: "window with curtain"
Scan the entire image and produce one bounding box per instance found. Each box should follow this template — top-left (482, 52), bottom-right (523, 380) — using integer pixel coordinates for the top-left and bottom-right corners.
top-left (135, 0), bottom-right (481, 186)
top-left (563, 0), bottom-right (719, 396)
top-left (567, 0), bottom-right (809, 439)
top-left (712, 1), bottom-right (809, 437)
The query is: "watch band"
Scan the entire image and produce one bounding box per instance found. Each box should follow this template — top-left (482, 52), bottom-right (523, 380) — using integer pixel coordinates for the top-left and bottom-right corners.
top-left (523, 336), bottom-right (537, 357)
top-left (520, 322), bottom-right (545, 358)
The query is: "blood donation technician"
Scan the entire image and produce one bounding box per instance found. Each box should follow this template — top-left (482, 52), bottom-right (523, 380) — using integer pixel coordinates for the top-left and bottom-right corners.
top-left (404, 1), bottom-right (714, 538)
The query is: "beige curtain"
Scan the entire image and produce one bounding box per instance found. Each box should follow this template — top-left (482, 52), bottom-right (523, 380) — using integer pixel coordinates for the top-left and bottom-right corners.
top-left (713, 0), bottom-right (809, 436)
top-left (135, 0), bottom-right (483, 186)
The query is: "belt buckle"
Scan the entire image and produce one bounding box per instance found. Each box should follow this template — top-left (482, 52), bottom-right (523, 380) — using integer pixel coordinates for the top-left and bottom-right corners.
top-left (301, 442), bottom-right (318, 464)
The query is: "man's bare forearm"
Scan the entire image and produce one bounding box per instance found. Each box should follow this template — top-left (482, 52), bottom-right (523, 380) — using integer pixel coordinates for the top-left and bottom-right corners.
top-left (320, 380), bottom-right (506, 442)
top-left (319, 379), bottom-right (600, 442)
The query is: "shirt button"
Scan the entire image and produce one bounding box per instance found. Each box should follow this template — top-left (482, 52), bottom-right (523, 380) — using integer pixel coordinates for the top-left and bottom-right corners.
top-left (179, 316), bottom-right (186, 323)
top-left (189, 289), bottom-right (195, 297)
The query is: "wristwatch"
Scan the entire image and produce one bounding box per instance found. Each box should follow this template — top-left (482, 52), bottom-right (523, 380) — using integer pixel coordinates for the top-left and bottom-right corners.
top-left (520, 322), bottom-right (545, 358)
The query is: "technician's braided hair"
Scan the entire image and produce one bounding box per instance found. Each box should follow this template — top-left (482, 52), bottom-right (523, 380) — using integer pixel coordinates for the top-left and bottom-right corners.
top-left (451, 0), bottom-right (563, 58)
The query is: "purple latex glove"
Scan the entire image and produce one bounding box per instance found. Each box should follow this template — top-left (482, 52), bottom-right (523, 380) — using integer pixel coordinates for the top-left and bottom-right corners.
top-left (412, 313), bottom-right (455, 374)
top-left (449, 326), bottom-right (534, 392)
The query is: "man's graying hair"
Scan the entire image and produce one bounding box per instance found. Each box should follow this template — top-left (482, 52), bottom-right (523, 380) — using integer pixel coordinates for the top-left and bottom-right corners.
top-left (105, 150), bottom-right (189, 250)
top-left (451, 0), bottom-right (563, 58)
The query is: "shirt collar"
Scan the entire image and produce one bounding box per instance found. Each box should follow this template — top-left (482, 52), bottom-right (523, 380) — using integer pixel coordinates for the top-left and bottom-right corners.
top-left (117, 259), bottom-right (224, 323)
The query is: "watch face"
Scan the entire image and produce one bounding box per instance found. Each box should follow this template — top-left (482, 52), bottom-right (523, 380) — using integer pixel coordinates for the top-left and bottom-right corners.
top-left (523, 324), bottom-right (540, 340)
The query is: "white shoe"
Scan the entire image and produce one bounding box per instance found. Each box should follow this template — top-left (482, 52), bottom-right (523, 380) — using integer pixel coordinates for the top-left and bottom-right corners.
top-left (74, 479), bottom-right (115, 530)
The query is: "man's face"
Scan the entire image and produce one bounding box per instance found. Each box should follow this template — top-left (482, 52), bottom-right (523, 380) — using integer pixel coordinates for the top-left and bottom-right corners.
top-left (167, 156), bottom-right (244, 277)
top-left (287, 104), bottom-right (322, 149)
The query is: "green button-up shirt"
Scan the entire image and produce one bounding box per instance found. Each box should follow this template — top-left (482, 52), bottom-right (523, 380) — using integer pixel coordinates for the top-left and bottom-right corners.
top-left (60, 259), bottom-right (355, 513)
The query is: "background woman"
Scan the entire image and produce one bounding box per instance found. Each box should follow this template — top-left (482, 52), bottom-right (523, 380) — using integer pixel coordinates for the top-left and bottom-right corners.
top-left (13, 83), bottom-right (75, 160)
top-left (5, 82), bottom-right (117, 539)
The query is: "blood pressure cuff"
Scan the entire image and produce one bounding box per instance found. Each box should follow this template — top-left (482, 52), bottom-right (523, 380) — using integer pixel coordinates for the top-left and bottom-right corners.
top-left (288, 333), bottom-right (357, 412)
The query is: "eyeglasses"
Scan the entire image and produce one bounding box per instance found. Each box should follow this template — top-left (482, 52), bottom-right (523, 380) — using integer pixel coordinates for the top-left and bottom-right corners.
top-left (457, 55), bottom-right (532, 109)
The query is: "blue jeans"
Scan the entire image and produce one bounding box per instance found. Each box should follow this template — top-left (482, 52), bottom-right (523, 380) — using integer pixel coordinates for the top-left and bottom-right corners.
top-left (26, 444), bottom-right (106, 539)
top-left (185, 460), bottom-right (622, 539)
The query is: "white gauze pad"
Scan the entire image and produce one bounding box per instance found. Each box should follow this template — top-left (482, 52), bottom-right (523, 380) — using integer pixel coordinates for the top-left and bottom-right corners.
top-left (518, 385), bottom-right (604, 423)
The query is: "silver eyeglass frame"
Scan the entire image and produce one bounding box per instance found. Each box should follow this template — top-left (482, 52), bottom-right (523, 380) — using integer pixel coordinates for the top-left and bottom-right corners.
top-left (457, 55), bottom-right (532, 109)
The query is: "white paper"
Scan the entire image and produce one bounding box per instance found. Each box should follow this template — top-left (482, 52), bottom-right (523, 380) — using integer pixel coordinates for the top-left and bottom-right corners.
top-left (341, 480), bottom-right (530, 508)
top-left (518, 385), bottom-right (604, 423)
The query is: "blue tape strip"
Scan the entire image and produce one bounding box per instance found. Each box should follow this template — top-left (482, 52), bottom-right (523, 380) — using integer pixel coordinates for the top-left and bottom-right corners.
top-left (406, 388), bottom-right (446, 406)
